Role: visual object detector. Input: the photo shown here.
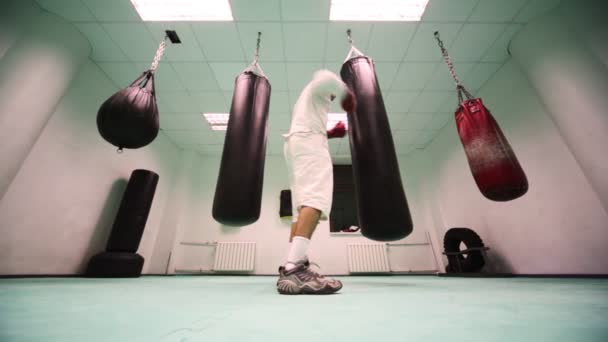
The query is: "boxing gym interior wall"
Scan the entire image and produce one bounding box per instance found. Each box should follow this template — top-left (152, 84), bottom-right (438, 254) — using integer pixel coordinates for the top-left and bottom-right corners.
top-left (1, 0), bottom-right (607, 340)
top-left (0, 0), bottom-right (606, 276)
top-left (0, 1), bottom-right (182, 274)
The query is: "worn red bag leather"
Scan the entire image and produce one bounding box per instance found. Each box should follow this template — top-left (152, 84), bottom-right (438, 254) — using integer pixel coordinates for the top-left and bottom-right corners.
top-left (455, 86), bottom-right (528, 201)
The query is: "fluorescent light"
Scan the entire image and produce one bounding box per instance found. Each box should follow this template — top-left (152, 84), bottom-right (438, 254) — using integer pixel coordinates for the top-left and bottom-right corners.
top-left (330, 0), bottom-right (429, 21)
top-left (130, 0), bottom-right (233, 21)
top-left (328, 113), bottom-right (348, 130)
top-left (203, 113), bottom-right (229, 130)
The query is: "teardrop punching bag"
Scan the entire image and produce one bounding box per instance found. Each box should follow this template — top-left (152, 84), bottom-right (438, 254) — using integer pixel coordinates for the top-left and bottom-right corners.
top-left (96, 70), bottom-right (159, 150)
top-left (213, 72), bottom-right (271, 226)
top-left (340, 56), bottom-right (413, 241)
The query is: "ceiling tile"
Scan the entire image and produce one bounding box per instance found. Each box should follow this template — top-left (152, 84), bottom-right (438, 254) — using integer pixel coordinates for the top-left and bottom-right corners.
top-left (468, 0), bottom-right (528, 22)
top-left (384, 91), bottom-right (419, 113)
top-left (283, 23), bottom-right (327, 61)
top-left (324, 22), bottom-right (372, 62)
top-left (482, 24), bottom-right (524, 62)
top-left (426, 62), bottom-right (475, 91)
top-left (449, 24), bottom-right (507, 61)
top-left (237, 23), bottom-right (285, 62)
top-left (373, 62), bottom-right (400, 92)
top-left (97, 62), bottom-right (139, 88)
top-left (82, 0), bottom-right (141, 21)
top-left (145, 23), bottom-right (206, 61)
top-left (414, 129), bottom-right (438, 147)
top-left (164, 130), bottom-right (220, 145)
top-left (365, 23), bottom-right (417, 62)
top-left (160, 113), bottom-right (206, 131)
top-left (409, 91), bottom-right (453, 113)
top-left (74, 23), bottom-right (128, 62)
top-left (286, 62), bottom-right (324, 92)
top-left (209, 62), bottom-right (248, 91)
top-left (196, 144), bottom-right (225, 155)
top-left (192, 91), bottom-right (230, 113)
top-left (156, 91), bottom-right (200, 113)
top-left (437, 91), bottom-right (460, 113)
top-left (267, 130), bottom-right (286, 151)
top-left (425, 112), bottom-right (454, 130)
top-left (172, 62), bottom-right (220, 90)
top-left (421, 0), bottom-right (479, 21)
top-left (191, 23), bottom-right (247, 62)
top-left (231, 0), bottom-right (281, 21)
top-left (393, 130), bottom-right (420, 146)
top-left (461, 62), bottom-right (503, 91)
top-left (391, 62), bottom-right (437, 91)
top-left (36, 0), bottom-right (96, 21)
top-left (102, 23), bottom-right (158, 62)
top-left (515, 0), bottom-right (561, 22)
top-left (388, 113), bottom-right (410, 130)
top-left (395, 144), bottom-right (417, 155)
top-left (135, 62), bottom-right (185, 91)
top-left (269, 111), bottom-right (291, 131)
top-left (261, 62), bottom-right (288, 91)
top-left (269, 91), bottom-right (291, 113)
top-left (281, 0), bottom-right (330, 21)
top-left (401, 113), bottom-right (435, 130)
top-left (405, 23), bottom-right (462, 62)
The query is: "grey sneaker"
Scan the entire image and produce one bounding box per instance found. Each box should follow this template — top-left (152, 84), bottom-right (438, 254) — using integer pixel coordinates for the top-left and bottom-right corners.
top-left (276, 260), bottom-right (343, 295)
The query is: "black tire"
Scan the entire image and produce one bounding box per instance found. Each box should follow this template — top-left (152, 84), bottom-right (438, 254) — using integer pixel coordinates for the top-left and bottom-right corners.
top-left (443, 228), bottom-right (485, 273)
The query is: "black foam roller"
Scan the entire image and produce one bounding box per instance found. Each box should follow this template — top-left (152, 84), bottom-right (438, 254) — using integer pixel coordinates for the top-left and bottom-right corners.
top-left (340, 56), bottom-right (413, 241)
top-left (106, 169), bottom-right (159, 252)
top-left (213, 72), bottom-right (271, 226)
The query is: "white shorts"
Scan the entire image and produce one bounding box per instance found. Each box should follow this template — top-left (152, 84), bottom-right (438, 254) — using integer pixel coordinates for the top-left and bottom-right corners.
top-left (283, 133), bottom-right (333, 223)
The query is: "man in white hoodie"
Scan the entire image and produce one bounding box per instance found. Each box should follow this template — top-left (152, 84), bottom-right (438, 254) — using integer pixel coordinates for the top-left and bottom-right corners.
top-left (277, 70), bottom-right (356, 295)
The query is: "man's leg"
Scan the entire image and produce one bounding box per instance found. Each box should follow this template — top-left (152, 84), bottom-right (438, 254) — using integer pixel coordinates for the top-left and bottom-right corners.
top-left (294, 206), bottom-right (321, 239)
top-left (286, 206), bottom-right (320, 270)
top-left (289, 222), bottom-right (297, 242)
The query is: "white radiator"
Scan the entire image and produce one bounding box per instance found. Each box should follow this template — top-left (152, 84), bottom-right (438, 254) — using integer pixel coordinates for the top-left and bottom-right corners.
top-left (347, 243), bottom-right (390, 273)
top-left (212, 242), bottom-right (256, 272)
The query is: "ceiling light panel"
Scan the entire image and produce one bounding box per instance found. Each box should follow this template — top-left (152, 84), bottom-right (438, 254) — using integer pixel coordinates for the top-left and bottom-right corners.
top-left (130, 0), bottom-right (234, 21)
top-left (330, 0), bottom-right (429, 21)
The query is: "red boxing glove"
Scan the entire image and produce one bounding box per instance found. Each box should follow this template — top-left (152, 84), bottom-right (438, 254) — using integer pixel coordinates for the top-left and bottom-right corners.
top-left (328, 121), bottom-right (346, 139)
top-left (341, 89), bottom-right (357, 113)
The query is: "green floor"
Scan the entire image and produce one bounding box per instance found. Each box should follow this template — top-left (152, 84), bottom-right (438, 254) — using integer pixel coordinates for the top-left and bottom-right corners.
top-left (1, 276), bottom-right (607, 342)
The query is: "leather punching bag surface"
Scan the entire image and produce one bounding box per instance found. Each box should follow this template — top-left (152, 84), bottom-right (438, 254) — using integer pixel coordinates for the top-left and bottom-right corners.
top-left (97, 71), bottom-right (159, 150)
top-left (106, 169), bottom-right (159, 252)
top-left (213, 72), bottom-right (271, 226)
top-left (340, 56), bottom-right (413, 241)
top-left (456, 96), bottom-right (528, 201)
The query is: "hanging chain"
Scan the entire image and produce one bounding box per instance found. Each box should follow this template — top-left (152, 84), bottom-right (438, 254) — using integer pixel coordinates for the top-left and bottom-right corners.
top-left (434, 31), bottom-right (473, 102)
top-left (347, 29), bottom-right (353, 46)
top-left (150, 37), bottom-right (167, 73)
top-left (434, 31), bottom-right (462, 87)
top-left (254, 32), bottom-right (261, 63)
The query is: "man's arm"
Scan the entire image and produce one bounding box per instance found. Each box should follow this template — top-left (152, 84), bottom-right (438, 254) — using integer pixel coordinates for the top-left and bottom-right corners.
top-left (309, 70), bottom-right (348, 99)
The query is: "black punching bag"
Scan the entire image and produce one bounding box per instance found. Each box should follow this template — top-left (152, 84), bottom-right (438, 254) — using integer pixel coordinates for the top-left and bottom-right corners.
top-left (213, 72), bottom-right (271, 226)
top-left (86, 169), bottom-right (158, 277)
top-left (340, 56), bottom-right (413, 241)
top-left (106, 169), bottom-right (159, 252)
top-left (97, 71), bottom-right (159, 150)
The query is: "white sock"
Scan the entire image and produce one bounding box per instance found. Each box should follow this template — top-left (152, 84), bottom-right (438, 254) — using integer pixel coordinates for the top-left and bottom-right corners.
top-left (285, 236), bottom-right (310, 271)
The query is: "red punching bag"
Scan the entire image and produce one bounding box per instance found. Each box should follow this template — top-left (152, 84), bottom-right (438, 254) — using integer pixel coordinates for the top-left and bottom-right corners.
top-left (435, 32), bottom-right (528, 201)
top-left (455, 87), bottom-right (528, 201)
